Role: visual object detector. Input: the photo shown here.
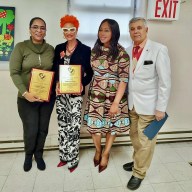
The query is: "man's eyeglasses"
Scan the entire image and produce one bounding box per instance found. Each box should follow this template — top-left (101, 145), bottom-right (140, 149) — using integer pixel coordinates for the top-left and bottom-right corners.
top-left (62, 27), bottom-right (76, 33)
top-left (31, 25), bottom-right (46, 31)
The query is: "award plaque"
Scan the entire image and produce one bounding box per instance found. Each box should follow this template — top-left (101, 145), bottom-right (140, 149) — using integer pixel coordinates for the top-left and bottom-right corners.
top-left (59, 65), bottom-right (81, 94)
top-left (29, 68), bottom-right (54, 102)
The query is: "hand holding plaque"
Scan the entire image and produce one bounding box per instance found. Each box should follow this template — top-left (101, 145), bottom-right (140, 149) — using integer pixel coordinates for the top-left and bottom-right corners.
top-left (59, 65), bottom-right (81, 94)
top-left (29, 68), bottom-right (54, 102)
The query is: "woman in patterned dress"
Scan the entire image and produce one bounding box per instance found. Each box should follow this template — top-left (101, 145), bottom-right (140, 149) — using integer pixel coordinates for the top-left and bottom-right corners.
top-left (84, 19), bottom-right (130, 172)
top-left (53, 15), bottom-right (93, 172)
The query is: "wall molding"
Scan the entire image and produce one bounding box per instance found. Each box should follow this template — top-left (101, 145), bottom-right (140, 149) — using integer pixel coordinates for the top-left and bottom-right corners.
top-left (1, 130), bottom-right (192, 153)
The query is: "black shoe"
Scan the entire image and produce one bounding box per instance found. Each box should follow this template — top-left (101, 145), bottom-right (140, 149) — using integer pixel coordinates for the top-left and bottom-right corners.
top-left (23, 156), bottom-right (32, 172)
top-left (123, 161), bottom-right (134, 171)
top-left (35, 158), bottom-right (46, 171)
top-left (127, 176), bottom-right (143, 190)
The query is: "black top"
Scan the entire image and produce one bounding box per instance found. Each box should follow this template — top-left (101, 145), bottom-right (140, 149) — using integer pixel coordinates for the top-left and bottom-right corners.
top-left (53, 39), bottom-right (93, 96)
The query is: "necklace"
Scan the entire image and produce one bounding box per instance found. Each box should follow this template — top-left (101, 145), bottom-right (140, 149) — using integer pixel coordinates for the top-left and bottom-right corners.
top-left (66, 41), bottom-right (78, 54)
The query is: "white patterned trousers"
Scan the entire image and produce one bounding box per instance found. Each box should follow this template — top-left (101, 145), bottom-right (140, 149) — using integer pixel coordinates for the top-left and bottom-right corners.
top-left (56, 94), bottom-right (83, 168)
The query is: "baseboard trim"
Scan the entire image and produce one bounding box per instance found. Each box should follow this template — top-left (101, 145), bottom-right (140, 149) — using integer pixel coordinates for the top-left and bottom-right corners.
top-left (1, 130), bottom-right (192, 153)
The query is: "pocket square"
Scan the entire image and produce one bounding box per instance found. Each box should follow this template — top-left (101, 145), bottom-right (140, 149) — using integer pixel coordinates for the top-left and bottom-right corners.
top-left (144, 60), bottom-right (153, 65)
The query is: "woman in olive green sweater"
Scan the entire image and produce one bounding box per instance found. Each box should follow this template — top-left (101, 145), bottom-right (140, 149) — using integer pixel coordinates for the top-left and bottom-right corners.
top-left (9, 17), bottom-right (55, 172)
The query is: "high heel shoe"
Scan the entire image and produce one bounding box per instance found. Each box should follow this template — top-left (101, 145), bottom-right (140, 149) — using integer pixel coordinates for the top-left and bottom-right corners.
top-left (93, 157), bottom-right (101, 167)
top-left (93, 149), bottom-right (102, 167)
top-left (99, 164), bottom-right (107, 173)
top-left (68, 164), bottom-right (78, 173)
top-left (98, 154), bottom-right (109, 173)
top-left (57, 161), bottom-right (67, 167)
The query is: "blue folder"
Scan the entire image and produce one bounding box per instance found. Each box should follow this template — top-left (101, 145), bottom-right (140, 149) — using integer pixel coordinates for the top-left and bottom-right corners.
top-left (143, 113), bottom-right (168, 140)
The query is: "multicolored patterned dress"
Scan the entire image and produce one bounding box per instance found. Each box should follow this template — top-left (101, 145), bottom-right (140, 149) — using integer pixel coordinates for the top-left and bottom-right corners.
top-left (84, 45), bottom-right (130, 134)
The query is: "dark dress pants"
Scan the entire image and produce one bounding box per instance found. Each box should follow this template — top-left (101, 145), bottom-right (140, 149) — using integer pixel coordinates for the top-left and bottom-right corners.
top-left (17, 95), bottom-right (55, 159)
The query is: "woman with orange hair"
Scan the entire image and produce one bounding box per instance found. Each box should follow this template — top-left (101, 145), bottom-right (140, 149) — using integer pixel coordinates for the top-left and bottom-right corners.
top-left (53, 15), bottom-right (93, 172)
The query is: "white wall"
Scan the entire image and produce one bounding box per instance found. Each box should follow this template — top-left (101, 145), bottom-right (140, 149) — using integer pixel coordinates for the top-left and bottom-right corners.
top-left (0, 0), bottom-right (67, 70)
top-left (136, 0), bottom-right (192, 132)
top-left (0, 0), bottom-right (192, 144)
top-left (0, 0), bottom-right (68, 141)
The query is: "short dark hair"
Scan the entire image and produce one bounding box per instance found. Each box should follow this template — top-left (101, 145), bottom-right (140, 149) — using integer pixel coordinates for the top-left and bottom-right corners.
top-left (93, 18), bottom-right (120, 61)
top-left (29, 17), bottom-right (46, 28)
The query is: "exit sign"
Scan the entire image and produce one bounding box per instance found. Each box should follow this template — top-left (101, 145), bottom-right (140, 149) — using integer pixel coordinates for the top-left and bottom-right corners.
top-left (147, 0), bottom-right (181, 21)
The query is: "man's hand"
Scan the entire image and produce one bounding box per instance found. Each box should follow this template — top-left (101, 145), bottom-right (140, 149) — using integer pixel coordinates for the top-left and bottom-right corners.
top-left (155, 110), bottom-right (165, 121)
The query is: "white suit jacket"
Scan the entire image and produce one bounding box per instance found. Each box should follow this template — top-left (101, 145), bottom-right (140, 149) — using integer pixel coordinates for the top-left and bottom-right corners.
top-left (126, 39), bottom-right (171, 115)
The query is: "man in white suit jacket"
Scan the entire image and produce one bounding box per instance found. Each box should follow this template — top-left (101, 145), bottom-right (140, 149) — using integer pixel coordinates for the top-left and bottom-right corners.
top-left (123, 17), bottom-right (171, 190)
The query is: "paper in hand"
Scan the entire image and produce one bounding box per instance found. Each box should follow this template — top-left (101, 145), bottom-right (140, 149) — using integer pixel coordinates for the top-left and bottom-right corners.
top-left (143, 113), bottom-right (168, 140)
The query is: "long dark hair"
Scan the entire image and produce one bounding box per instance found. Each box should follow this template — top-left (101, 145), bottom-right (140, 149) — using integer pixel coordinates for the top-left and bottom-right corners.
top-left (93, 18), bottom-right (120, 62)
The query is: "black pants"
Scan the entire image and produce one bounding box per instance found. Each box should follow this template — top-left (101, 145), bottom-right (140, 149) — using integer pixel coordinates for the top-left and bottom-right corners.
top-left (17, 96), bottom-right (55, 159)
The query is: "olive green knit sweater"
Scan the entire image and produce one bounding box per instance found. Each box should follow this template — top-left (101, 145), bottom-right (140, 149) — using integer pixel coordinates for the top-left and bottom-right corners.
top-left (9, 39), bottom-right (54, 98)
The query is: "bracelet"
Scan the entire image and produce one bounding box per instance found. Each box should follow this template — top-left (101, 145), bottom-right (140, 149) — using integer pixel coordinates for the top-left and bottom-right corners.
top-left (22, 91), bottom-right (27, 97)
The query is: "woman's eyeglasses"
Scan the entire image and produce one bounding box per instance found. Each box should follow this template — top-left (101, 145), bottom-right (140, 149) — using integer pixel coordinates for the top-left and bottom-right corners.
top-left (30, 25), bottom-right (46, 31)
top-left (62, 27), bottom-right (76, 33)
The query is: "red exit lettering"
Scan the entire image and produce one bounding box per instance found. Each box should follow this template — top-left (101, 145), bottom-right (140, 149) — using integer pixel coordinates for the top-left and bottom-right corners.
top-left (155, 0), bottom-right (179, 18)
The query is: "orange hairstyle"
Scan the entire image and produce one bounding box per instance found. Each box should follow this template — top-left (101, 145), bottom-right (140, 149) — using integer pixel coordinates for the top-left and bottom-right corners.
top-left (60, 15), bottom-right (79, 29)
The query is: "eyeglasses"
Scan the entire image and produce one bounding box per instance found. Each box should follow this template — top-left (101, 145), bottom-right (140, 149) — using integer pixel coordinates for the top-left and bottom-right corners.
top-left (62, 27), bottom-right (76, 33)
top-left (30, 25), bottom-right (46, 31)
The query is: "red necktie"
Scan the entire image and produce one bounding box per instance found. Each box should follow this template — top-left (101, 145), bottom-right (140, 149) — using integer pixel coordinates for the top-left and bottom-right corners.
top-left (133, 46), bottom-right (140, 59)
top-left (132, 46), bottom-right (140, 72)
